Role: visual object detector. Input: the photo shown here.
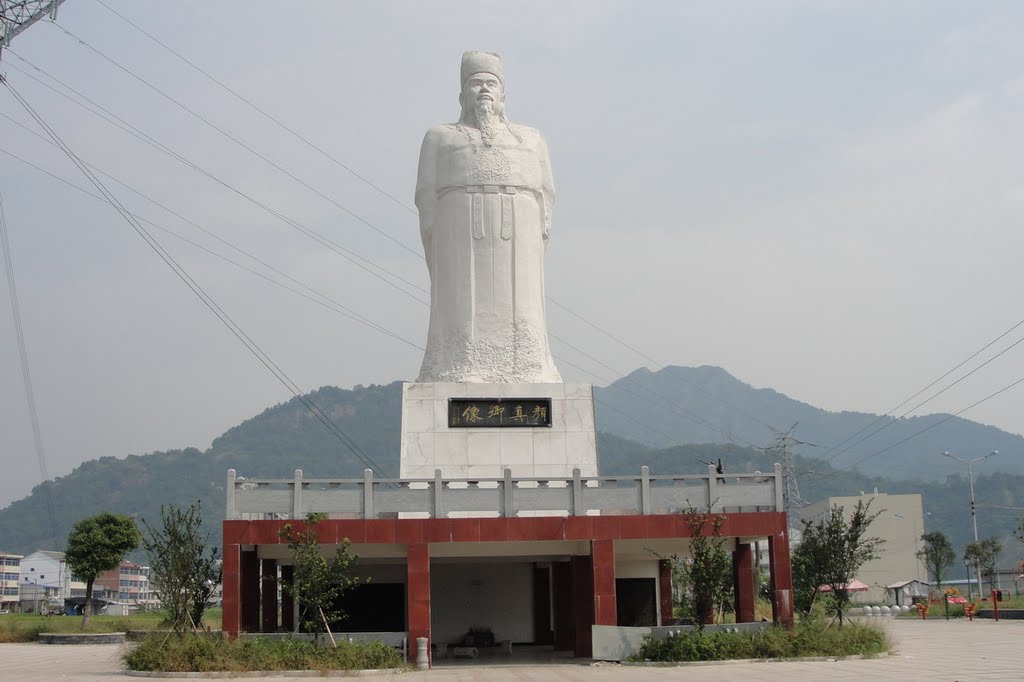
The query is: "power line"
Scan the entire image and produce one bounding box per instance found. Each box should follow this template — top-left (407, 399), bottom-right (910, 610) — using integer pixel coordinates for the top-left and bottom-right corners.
top-left (2, 118), bottom-right (709, 458)
top-left (91, 0), bottom-right (416, 216)
top-left (3, 55), bottom-right (430, 304)
top-left (0, 143), bottom-right (424, 351)
top-left (2, 61), bottom-right (768, 453)
top-left (813, 316), bottom-right (1024, 465)
top-left (547, 297), bottom-right (780, 433)
top-left (37, 14), bottom-right (802, 443)
top-left (2, 75), bottom-right (392, 477)
top-left (23, 12), bottom-right (1003, 466)
top-left (49, 21), bottom-right (423, 260)
top-left (804, 373), bottom-right (1024, 490)
top-left (0, 190), bottom-right (59, 547)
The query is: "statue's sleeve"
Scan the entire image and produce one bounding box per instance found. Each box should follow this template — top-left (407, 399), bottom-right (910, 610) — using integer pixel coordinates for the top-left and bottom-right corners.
top-left (538, 134), bottom-right (555, 240)
top-left (415, 128), bottom-right (441, 271)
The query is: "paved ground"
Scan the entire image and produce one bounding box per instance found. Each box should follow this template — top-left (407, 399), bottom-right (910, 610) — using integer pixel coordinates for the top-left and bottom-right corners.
top-left (4, 619), bottom-right (1023, 681)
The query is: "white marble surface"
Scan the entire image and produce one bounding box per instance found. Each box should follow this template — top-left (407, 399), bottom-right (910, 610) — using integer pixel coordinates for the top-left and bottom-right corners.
top-left (398, 382), bottom-right (598, 480)
top-left (415, 51), bottom-right (561, 383)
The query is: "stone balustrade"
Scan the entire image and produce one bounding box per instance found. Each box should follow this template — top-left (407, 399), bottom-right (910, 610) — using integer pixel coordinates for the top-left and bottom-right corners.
top-left (226, 463), bottom-right (783, 520)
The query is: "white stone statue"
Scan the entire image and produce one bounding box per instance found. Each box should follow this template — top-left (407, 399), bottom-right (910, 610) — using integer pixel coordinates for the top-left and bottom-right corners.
top-left (415, 51), bottom-right (562, 384)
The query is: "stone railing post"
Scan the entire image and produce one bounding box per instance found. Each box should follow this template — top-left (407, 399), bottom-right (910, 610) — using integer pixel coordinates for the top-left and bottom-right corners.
top-left (502, 468), bottom-right (514, 517)
top-left (640, 466), bottom-right (651, 514)
top-left (773, 463), bottom-right (784, 511)
top-left (363, 469), bottom-right (374, 519)
top-left (571, 468), bottom-right (582, 516)
top-left (292, 469), bottom-right (303, 519)
top-left (707, 463), bottom-right (720, 512)
top-left (226, 469), bottom-right (236, 520)
top-left (433, 469), bottom-right (444, 518)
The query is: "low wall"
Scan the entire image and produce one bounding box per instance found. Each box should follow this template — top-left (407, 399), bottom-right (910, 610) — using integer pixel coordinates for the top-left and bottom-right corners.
top-left (976, 609), bottom-right (1024, 620)
top-left (39, 632), bottom-right (126, 644)
top-left (592, 622), bottom-right (771, 661)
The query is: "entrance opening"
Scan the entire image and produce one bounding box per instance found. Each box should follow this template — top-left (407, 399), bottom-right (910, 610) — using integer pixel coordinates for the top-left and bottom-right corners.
top-left (334, 583), bottom-right (405, 632)
top-left (616, 578), bottom-right (657, 626)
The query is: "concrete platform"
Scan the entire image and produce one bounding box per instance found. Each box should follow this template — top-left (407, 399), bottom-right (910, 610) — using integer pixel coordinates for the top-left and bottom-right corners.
top-left (3, 619), bottom-right (1023, 680)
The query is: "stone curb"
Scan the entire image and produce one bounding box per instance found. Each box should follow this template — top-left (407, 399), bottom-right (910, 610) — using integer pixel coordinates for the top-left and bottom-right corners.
top-left (125, 668), bottom-right (407, 678)
top-left (621, 652), bottom-right (889, 667)
top-left (39, 632), bottom-right (127, 645)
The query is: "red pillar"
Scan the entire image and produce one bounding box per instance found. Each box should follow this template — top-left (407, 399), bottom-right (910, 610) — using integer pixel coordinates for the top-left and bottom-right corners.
top-left (261, 559), bottom-right (278, 633)
top-left (406, 543), bottom-right (430, 664)
top-left (768, 531), bottom-right (794, 627)
top-left (222, 540), bottom-right (240, 638)
top-left (280, 565), bottom-right (294, 633)
top-left (733, 543), bottom-right (756, 623)
top-left (659, 559), bottom-right (674, 625)
top-left (592, 539), bottom-right (616, 626)
top-left (240, 549), bottom-right (260, 633)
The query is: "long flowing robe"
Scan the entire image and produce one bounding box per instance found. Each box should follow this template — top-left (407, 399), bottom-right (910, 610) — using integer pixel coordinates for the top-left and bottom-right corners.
top-left (415, 121), bottom-right (561, 383)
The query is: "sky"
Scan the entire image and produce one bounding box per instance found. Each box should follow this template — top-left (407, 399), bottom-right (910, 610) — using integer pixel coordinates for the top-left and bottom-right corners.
top-left (1, 0), bottom-right (1022, 509)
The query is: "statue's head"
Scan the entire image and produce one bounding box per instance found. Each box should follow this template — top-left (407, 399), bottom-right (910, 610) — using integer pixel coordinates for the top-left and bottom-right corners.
top-left (459, 51), bottom-right (506, 122)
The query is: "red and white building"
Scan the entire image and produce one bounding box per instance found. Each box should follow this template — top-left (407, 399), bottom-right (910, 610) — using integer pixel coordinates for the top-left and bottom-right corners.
top-left (221, 465), bottom-right (793, 661)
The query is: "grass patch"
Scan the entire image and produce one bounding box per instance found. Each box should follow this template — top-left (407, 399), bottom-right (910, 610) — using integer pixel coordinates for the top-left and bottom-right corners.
top-left (123, 633), bottom-right (406, 672)
top-left (630, 619), bottom-right (890, 663)
top-left (0, 609), bottom-right (221, 643)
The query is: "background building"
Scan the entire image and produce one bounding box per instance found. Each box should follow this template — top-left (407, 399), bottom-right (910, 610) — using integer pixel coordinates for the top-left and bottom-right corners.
top-left (1, 552), bottom-right (22, 612)
top-left (18, 550), bottom-right (72, 613)
top-left (96, 561), bottom-right (155, 607)
top-left (801, 492), bottom-right (925, 603)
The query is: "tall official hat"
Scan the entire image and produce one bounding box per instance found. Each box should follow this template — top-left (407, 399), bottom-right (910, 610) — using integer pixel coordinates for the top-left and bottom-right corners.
top-left (461, 51), bottom-right (504, 87)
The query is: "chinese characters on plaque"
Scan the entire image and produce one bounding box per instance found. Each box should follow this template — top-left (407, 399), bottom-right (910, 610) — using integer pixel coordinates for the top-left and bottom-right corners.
top-left (448, 398), bottom-right (552, 428)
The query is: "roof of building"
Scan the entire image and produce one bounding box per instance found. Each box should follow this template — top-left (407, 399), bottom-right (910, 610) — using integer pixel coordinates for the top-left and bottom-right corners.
top-left (32, 550), bottom-right (66, 560)
top-left (887, 579), bottom-right (931, 589)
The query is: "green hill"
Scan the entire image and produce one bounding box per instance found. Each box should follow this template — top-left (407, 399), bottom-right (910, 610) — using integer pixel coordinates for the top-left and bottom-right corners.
top-left (2, 367), bottom-right (1023, 572)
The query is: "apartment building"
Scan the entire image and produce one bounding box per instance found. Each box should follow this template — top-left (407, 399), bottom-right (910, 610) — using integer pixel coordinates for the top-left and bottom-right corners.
top-left (1, 552), bottom-right (22, 612)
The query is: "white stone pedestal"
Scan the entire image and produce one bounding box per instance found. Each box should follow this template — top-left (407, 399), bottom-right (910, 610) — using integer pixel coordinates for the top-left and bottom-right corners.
top-left (399, 383), bottom-right (598, 480)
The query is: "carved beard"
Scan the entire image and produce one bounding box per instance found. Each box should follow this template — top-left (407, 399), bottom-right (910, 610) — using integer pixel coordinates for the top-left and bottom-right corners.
top-left (475, 100), bottom-right (501, 147)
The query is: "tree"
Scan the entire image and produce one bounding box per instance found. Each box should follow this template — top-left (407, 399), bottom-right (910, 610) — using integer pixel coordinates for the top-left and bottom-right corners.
top-left (918, 531), bottom-right (956, 591)
top-left (140, 501), bottom-right (221, 634)
top-left (791, 500), bottom-right (884, 625)
top-left (1015, 519), bottom-right (1024, 544)
top-left (279, 513), bottom-right (360, 642)
top-left (64, 512), bottom-right (140, 627)
top-left (665, 509), bottom-right (732, 629)
top-left (964, 537), bottom-right (1003, 596)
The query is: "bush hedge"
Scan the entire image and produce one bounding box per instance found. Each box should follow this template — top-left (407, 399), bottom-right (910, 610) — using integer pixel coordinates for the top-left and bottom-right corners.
top-left (123, 633), bottom-right (406, 672)
top-left (631, 620), bottom-right (889, 662)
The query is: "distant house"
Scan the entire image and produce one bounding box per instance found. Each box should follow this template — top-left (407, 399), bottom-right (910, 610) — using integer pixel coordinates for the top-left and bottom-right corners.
top-left (95, 561), bottom-right (156, 607)
top-left (886, 579), bottom-right (930, 607)
top-left (19, 550), bottom-right (74, 613)
top-left (1, 552), bottom-right (22, 612)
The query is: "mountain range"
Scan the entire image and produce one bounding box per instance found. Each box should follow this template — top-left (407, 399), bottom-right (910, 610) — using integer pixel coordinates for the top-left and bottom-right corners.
top-left (1, 366), bottom-right (1022, 568)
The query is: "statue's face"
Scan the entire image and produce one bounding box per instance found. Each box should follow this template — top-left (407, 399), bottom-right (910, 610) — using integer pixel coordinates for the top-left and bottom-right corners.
top-left (461, 72), bottom-right (504, 112)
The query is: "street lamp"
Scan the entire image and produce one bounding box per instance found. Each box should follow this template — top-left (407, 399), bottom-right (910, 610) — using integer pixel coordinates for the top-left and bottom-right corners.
top-left (943, 449), bottom-right (998, 599)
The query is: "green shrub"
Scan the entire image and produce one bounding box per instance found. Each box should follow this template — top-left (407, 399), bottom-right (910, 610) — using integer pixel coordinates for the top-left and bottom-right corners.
top-left (630, 620), bottom-right (889, 662)
top-left (123, 633), bottom-right (406, 672)
top-left (0, 612), bottom-right (166, 643)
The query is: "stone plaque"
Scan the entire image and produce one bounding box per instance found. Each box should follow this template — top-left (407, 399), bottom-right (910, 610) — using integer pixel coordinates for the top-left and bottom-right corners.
top-left (448, 398), bottom-right (552, 428)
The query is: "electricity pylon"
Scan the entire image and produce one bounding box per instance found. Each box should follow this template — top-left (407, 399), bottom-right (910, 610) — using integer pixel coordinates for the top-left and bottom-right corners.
top-left (761, 423), bottom-right (815, 530)
top-left (1, 1), bottom-right (65, 57)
